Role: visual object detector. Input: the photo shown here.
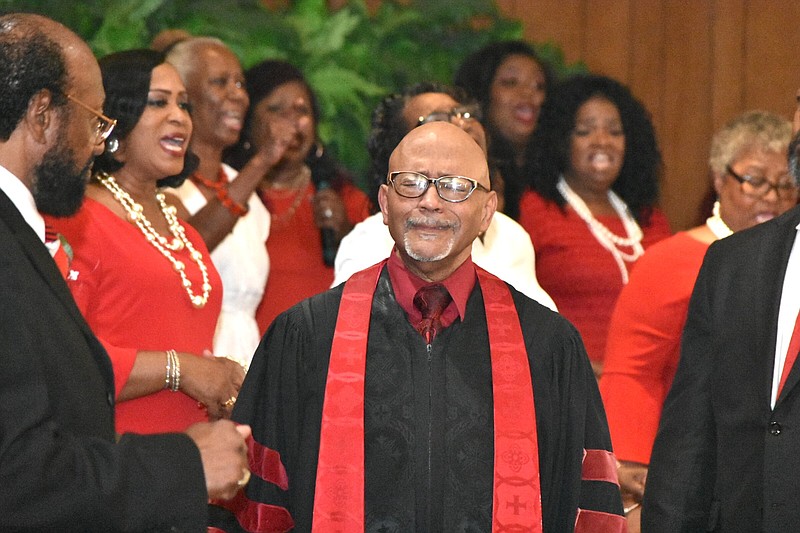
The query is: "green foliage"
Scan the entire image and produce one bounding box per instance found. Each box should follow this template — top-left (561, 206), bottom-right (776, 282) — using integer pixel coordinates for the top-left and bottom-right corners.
top-left (1, 0), bottom-right (585, 183)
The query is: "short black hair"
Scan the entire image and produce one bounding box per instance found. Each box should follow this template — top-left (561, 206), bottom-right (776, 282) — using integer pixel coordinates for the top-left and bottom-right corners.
top-left (0, 14), bottom-right (68, 141)
top-left (94, 48), bottom-right (197, 187)
top-left (366, 81), bottom-right (469, 208)
top-left (528, 74), bottom-right (662, 223)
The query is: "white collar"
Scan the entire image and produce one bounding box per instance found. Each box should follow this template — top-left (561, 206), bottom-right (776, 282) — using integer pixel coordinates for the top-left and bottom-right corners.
top-left (0, 165), bottom-right (45, 243)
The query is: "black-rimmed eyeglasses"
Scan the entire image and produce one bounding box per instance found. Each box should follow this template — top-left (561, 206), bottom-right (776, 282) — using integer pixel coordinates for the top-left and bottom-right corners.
top-left (387, 170), bottom-right (490, 203)
top-left (725, 165), bottom-right (798, 200)
top-left (65, 93), bottom-right (117, 145)
top-left (416, 104), bottom-right (482, 127)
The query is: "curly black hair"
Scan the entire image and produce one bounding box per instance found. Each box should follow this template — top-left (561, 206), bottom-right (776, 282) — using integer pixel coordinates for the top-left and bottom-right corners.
top-left (94, 49), bottom-right (198, 188)
top-left (0, 14), bottom-right (69, 141)
top-left (366, 81), bottom-right (470, 209)
top-left (528, 74), bottom-right (661, 223)
top-left (454, 40), bottom-right (553, 220)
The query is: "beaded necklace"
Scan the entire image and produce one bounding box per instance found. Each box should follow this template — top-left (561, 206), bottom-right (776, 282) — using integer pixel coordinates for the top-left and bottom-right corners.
top-left (260, 165), bottom-right (312, 228)
top-left (190, 167), bottom-right (248, 217)
top-left (557, 175), bottom-right (644, 284)
top-left (705, 200), bottom-right (734, 240)
top-left (97, 172), bottom-right (211, 308)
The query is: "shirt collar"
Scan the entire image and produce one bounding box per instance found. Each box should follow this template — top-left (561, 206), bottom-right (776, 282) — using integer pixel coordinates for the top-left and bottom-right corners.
top-left (0, 164), bottom-right (45, 242)
top-left (386, 248), bottom-right (476, 325)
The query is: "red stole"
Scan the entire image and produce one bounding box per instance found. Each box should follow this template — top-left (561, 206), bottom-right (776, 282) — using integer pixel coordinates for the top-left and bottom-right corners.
top-left (312, 261), bottom-right (542, 532)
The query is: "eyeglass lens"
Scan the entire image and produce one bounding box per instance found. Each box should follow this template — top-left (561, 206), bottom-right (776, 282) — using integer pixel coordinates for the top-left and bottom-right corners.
top-left (390, 171), bottom-right (479, 202)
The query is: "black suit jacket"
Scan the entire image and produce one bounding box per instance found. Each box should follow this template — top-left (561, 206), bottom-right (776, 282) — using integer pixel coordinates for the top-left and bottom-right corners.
top-left (643, 205), bottom-right (800, 532)
top-left (0, 189), bottom-right (207, 532)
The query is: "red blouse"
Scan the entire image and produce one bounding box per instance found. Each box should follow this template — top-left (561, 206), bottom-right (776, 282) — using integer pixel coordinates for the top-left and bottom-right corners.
top-left (47, 197), bottom-right (222, 434)
top-left (255, 180), bottom-right (370, 333)
top-left (599, 232), bottom-right (710, 464)
top-left (518, 190), bottom-right (672, 364)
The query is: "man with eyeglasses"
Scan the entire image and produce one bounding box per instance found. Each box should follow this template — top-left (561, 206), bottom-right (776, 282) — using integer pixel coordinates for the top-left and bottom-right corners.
top-left (0, 13), bottom-right (250, 531)
top-left (643, 131), bottom-right (800, 531)
top-left (228, 121), bottom-right (624, 532)
top-left (332, 81), bottom-right (557, 311)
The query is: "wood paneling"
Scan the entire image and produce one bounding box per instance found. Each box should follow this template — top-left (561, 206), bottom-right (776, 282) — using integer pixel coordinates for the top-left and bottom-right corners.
top-left (510, 0), bottom-right (799, 230)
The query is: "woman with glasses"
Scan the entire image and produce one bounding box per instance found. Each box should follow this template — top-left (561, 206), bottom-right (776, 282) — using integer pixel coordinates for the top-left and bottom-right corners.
top-left (519, 74), bottom-right (673, 378)
top-left (46, 49), bottom-right (245, 434)
top-left (599, 110), bottom-right (796, 532)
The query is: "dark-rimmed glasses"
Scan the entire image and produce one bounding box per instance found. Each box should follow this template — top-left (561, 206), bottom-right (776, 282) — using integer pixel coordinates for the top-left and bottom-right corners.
top-left (65, 94), bottom-right (117, 145)
top-left (725, 165), bottom-right (798, 200)
top-left (387, 170), bottom-right (489, 203)
top-left (417, 104), bottom-right (482, 127)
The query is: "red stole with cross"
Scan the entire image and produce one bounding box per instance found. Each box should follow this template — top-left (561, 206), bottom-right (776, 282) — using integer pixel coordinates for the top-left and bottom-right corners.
top-left (311, 260), bottom-right (542, 532)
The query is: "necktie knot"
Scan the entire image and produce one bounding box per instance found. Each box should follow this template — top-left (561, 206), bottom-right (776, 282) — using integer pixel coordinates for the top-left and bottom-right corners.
top-left (413, 284), bottom-right (452, 345)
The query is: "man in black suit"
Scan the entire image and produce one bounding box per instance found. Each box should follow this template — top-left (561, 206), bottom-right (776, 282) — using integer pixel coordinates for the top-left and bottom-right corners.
top-left (0, 13), bottom-right (250, 531)
top-left (643, 132), bottom-right (800, 532)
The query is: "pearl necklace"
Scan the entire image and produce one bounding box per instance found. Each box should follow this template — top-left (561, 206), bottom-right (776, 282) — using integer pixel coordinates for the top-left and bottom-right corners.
top-left (97, 173), bottom-right (212, 308)
top-left (705, 200), bottom-right (734, 240)
top-left (557, 176), bottom-right (644, 284)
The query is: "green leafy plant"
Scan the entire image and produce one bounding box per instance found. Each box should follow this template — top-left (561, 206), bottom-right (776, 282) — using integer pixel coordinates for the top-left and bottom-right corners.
top-left (2, 0), bottom-right (586, 183)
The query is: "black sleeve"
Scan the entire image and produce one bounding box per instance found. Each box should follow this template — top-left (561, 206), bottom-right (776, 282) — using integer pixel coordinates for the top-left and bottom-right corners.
top-left (642, 246), bottom-right (719, 531)
top-left (0, 227), bottom-right (208, 531)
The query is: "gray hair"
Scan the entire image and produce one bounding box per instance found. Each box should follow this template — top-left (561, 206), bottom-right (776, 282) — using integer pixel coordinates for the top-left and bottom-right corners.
top-left (165, 36), bottom-right (228, 82)
top-left (708, 110), bottom-right (792, 176)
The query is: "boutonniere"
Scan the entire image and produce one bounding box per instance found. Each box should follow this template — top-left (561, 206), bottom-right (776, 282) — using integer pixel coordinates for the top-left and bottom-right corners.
top-left (44, 227), bottom-right (73, 279)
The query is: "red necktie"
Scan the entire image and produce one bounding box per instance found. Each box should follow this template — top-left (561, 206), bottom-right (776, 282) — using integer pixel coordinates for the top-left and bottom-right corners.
top-left (777, 310), bottom-right (800, 398)
top-left (413, 284), bottom-right (452, 345)
top-left (44, 225), bottom-right (69, 280)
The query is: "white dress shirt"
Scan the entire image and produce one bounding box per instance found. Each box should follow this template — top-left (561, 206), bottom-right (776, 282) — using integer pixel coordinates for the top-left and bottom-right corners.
top-left (0, 164), bottom-right (45, 241)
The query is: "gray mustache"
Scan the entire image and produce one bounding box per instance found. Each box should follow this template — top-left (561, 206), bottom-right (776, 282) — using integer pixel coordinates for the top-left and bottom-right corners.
top-left (406, 217), bottom-right (457, 230)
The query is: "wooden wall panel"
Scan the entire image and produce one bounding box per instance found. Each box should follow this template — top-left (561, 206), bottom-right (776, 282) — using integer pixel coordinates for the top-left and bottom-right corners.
top-left (744, 0), bottom-right (800, 117)
top-left (582, 0), bottom-right (631, 79)
top-left (658, 2), bottom-right (715, 230)
top-left (521, 0), bottom-right (585, 66)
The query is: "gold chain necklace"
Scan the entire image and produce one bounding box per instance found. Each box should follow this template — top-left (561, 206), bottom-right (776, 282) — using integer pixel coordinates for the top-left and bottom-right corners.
top-left (97, 172), bottom-right (211, 308)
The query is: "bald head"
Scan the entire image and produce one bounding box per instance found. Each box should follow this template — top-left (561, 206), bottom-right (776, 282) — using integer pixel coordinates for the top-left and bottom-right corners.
top-left (389, 121), bottom-right (490, 188)
top-left (380, 121), bottom-right (496, 281)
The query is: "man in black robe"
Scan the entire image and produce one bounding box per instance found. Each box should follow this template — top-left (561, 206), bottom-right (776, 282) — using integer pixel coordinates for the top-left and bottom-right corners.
top-left (231, 122), bottom-right (624, 532)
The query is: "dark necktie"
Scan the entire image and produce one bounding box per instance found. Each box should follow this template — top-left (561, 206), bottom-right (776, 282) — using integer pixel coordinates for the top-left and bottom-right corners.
top-left (413, 283), bottom-right (452, 345)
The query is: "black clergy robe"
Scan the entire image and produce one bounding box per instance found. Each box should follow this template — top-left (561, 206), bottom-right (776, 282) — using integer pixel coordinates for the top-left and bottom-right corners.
top-left (228, 267), bottom-right (623, 532)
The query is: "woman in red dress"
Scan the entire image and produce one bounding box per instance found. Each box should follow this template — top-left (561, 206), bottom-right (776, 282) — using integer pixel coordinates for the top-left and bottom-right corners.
top-left (48, 50), bottom-right (245, 434)
top-left (520, 75), bottom-right (673, 377)
top-left (227, 61), bottom-right (371, 333)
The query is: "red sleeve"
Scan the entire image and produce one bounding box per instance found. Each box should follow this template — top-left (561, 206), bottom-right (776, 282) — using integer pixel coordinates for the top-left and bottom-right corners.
top-left (600, 234), bottom-right (707, 463)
